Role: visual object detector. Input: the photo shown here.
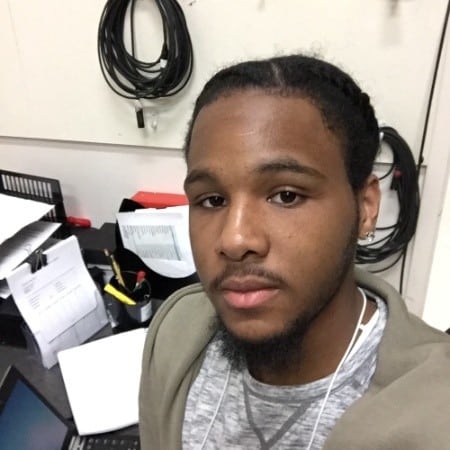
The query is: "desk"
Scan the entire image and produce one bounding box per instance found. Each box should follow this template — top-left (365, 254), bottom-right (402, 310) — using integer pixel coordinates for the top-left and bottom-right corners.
top-left (0, 325), bottom-right (139, 437)
top-left (0, 221), bottom-right (173, 439)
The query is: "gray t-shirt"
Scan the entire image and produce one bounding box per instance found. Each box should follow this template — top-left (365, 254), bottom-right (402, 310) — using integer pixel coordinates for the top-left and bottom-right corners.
top-left (183, 294), bottom-right (387, 450)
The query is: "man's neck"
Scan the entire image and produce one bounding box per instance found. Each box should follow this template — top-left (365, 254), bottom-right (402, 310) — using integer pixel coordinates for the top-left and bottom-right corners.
top-left (248, 285), bottom-right (377, 386)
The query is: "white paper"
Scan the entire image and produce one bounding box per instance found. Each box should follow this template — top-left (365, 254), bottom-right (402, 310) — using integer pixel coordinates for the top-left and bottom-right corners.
top-left (57, 328), bottom-right (147, 435)
top-left (6, 236), bottom-right (108, 368)
top-left (0, 193), bottom-right (54, 244)
top-left (0, 221), bottom-right (60, 279)
top-left (117, 205), bottom-right (195, 278)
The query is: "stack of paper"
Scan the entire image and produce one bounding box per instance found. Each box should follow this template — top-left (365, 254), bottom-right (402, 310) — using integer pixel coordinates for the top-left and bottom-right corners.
top-left (0, 194), bottom-right (60, 298)
top-left (57, 328), bottom-right (147, 434)
top-left (116, 204), bottom-right (195, 278)
top-left (0, 221), bottom-right (60, 280)
top-left (0, 193), bottom-right (56, 244)
top-left (6, 236), bottom-right (109, 368)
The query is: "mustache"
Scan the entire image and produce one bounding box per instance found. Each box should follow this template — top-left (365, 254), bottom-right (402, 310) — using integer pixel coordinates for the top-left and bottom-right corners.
top-left (210, 264), bottom-right (285, 291)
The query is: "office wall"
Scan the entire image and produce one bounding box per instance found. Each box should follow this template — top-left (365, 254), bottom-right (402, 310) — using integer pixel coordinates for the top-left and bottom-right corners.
top-left (0, 0), bottom-right (448, 156)
top-left (423, 176), bottom-right (450, 331)
top-left (1, 0), bottom-right (450, 321)
top-left (420, 28), bottom-right (450, 331)
top-left (0, 137), bottom-right (187, 226)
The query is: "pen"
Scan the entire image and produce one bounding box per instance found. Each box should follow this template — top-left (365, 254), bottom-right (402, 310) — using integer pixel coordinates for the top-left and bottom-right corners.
top-left (134, 270), bottom-right (146, 291)
top-left (104, 249), bottom-right (126, 289)
top-left (104, 283), bottom-right (137, 306)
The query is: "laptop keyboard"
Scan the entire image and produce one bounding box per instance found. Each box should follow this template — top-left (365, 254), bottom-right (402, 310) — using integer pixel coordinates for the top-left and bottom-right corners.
top-left (78, 435), bottom-right (140, 450)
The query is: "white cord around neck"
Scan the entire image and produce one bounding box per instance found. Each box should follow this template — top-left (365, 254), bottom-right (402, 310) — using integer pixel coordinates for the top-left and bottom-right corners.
top-left (199, 364), bottom-right (232, 450)
top-left (305, 287), bottom-right (367, 450)
top-left (199, 289), bottom-right (368, 450)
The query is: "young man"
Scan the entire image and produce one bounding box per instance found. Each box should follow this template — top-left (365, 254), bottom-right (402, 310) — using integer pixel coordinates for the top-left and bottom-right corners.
top-left (139, 55), bottom-right (450, 449)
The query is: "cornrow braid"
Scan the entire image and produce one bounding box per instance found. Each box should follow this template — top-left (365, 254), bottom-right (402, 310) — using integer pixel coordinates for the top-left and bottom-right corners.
top-left (310, 62), bottom-right (371, 115)
top-left (184, 54), bottom-right (379, 191)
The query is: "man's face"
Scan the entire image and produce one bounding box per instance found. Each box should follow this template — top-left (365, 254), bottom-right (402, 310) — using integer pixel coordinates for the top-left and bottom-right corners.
top-left (184, 90), bottom-right (364, 345)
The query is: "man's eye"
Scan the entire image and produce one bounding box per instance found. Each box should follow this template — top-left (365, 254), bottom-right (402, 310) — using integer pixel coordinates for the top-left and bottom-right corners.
top-left (200, 195), bottom-right (226, 208)
top-left (269, 191), bottom-right (303, 205)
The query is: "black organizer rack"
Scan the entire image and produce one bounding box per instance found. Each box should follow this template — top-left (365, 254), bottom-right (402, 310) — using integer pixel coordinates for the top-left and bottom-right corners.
top-left (0, 169), bottom-right (69, 238)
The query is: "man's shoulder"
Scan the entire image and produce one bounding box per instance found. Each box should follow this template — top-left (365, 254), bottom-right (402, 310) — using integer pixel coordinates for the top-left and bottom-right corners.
top-left (139, 284), bottom-right (216, 450)
top-left (328, 270), bottom-right (450, 449)
top-left (355, 267), bottom-right (450, 342)
top-left (144, 283), bottom-right (216, 361)
top-left (153, 283), bottom-right (214, 327)
top-left (157, 283), bottom-right (216, 331)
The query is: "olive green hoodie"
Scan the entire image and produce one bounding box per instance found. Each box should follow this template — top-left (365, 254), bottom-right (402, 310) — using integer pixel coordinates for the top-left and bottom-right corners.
top-left (139, 268), bottom-right (450, 450)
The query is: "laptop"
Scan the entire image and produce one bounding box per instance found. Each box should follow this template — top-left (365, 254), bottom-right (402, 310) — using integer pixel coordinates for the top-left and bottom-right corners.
top-left (0, 365), bottom-right (140, 450)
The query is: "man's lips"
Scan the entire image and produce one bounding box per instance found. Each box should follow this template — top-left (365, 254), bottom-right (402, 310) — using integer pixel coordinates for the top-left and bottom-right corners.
top-left (219, 278), bottom-right (279, 310)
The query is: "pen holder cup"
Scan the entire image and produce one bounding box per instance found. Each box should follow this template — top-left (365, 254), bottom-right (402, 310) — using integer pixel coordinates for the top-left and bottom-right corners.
top-left (103, 273), bottom-right (152, 332)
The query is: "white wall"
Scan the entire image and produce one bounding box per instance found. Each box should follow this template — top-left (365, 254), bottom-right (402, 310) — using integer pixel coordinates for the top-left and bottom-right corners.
top-left (406, 20), bottom-right (450, 322)
top-left (1, 0), bottom-right (450, 320)
top-left (0, 137), bottom-right (187, 226)
top-left (420, 24), bottom-right (450, 331)
top-left (0, 0), bottom-right (448, 156)
top-left (423, 176), bottom-right (450, 331)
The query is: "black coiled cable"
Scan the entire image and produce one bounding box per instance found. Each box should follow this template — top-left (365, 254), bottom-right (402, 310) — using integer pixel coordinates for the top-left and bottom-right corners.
top-left (356, 126), bottom-right (420, 273)
top-left (98, 0), bottom-right (193, 100)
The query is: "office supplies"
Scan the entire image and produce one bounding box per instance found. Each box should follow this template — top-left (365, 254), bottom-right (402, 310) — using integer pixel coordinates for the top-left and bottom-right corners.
top-left (134, 270), bottom-right (146, 290)
top-left (6, 236), bottom-right (108, 368)
top-left (0, 220), bottom-right (60, 280)
top-left (0, 218), bottom-right (60, 351)
top-left (131, 191), bottom-right (188, 208)
top-left (66, 216), bottom-right (92, 228)
top-left (104, 198), bottom-right (198, 329)
top-left (103, 268), bottom-right (152, 332)
top-left (113, 198), bottom-right (198, 300)
top-left (0, 169), bottom-right (69, 307)
top-left (57, 328), bottom-right (146, 435)
top-left (0, 365), bottom-right (140, 449)
top-left (104, 283), bottom-right (137, 306)
top-left (72, 222), bottom-right (116, 266)
top-left (104, 248), bottom-right (126, 288)
top-left (0, 169), bottom-right (69, 239)
top-left (0, 193), bottom-right (55, 245)
top-left (116, 204), bottom-right (195, 278)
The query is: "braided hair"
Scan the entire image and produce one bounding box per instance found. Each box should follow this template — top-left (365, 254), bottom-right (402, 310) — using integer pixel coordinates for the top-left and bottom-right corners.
top-left (183, 55), bottom-right (379, 192)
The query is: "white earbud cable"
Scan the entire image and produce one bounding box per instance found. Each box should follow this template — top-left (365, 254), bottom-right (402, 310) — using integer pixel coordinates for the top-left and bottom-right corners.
top-left (199, 364), bottom-right (232, 449)
top-left (200, 288), bottom-right (368, 450)
top-left (305, 288), bottom-right (367, 450)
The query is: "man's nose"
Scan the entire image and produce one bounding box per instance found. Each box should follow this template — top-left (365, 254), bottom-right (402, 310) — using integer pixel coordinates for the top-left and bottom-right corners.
top-left (216, 199), bottom-right (269, 261)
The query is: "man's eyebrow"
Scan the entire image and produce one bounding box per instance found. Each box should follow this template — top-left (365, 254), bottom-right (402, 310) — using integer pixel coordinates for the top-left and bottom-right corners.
top-left (256, 158), bottom-right (325, 179)
top-left (184, 158), bottom-right (325, 189)
top-left (184, 169), bottom-right (216, 189)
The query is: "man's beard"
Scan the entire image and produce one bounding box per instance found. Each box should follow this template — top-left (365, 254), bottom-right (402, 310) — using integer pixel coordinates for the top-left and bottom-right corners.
top-left (214, 217), bottom-right (359, 376)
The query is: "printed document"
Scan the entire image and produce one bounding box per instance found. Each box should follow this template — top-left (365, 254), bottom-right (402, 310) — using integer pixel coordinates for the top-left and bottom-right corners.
top-left (0, 193), bottom-right (54, 244)
top-left (58, 328), bottom-right (147, 434)
top-left (6, 236), bottom-right (108, 368)
top-left (0, 221), bottom-right (60, 280)
top-left (117, 205), bottom-right (195, 278)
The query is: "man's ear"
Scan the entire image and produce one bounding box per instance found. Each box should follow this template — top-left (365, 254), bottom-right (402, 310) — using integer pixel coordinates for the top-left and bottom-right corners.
top-left (357, 174), bottom-right (381, 239)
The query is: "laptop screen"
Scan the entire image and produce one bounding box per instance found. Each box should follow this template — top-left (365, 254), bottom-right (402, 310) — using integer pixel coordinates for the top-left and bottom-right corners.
top-left (0, 369), bottom-right (69, 450)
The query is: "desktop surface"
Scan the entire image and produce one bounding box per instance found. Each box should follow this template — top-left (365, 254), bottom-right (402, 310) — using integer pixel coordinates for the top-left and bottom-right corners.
top-left (0, 325), bottom-right (139, 438)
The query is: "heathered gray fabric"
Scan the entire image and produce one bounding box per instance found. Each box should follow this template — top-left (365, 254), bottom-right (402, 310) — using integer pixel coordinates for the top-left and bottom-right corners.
top-left (182, 295), bottom-right (387, 450)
